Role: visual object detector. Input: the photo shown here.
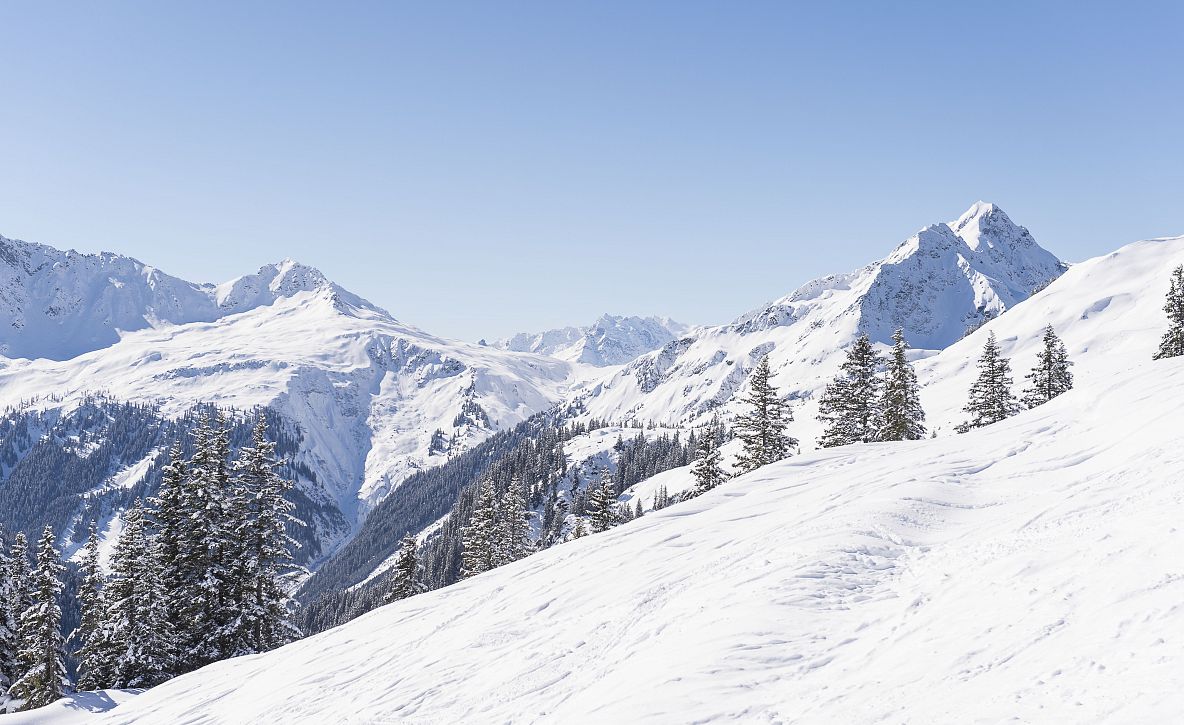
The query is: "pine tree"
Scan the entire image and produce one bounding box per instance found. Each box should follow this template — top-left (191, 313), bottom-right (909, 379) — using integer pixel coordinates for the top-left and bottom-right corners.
top-left (689, 434), bottom-right (727, 497)
top-left (1022, 325), bottom-right (1074, 408)
top-left (228, 416), bottom-right (302, 655)
top-left (587, 480), bottom-right (620, 534)
top-left (879, 328), bottom-right (927, 441)
top-left (957, 331), bottom-right (1020, 432)
top-left (0, 531), bottom-right (15, 698)
top-left (73, 522), bottom-right (113, 691)
top-left (817, 334), bottom-right (884, 447)
top-left (1153, 265), bottom-right (1184, 360)
top-left (385, 535), bottom-right (424, 603)
top-left (497, 475), bottom-right (531, 565)
top-left (106, 501), bottom-right (173, 688)
top-left (733, 355), bottom-right (797, 474)
top-left (9, 526), bottom-right (70, 710)
top-left (5, 533), bottom-right (32, 696)
top-left (633, 498), bottom-right (644, 519)
top-left (460, 477), bottom-right (498, 578)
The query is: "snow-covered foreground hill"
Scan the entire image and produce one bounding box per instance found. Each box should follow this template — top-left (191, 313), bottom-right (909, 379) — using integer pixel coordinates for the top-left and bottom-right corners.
top-left (51, 352), bottom-right (1184, 723)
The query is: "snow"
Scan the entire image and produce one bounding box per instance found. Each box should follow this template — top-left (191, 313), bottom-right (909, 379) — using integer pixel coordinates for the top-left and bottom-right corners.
top-left (493, 314), bottom-right (690, 366)
top-left (5, 690), bottom-right (141, 723)
top-left (66, 351), bottom-right (1184, 723)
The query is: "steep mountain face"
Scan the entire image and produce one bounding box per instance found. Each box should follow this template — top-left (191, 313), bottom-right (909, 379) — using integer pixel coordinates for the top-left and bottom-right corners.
top-left (0, 233), bottom-right (585, 565)
top-left (491, 314), bottom-right (689, 366)
top-left (571, 202), bottom-right (1066, 444)
top-left (0, 233), bottom-right (373, 361)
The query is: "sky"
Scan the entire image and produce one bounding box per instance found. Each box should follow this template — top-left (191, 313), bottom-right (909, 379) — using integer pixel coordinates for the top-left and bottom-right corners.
top-left (0, 2), bottom-right (1181, 341)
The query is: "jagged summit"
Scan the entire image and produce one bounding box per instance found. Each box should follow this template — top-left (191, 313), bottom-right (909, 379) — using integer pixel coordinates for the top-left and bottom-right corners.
top-left (0, 232), bottom-right (386, 361)
top-left (494, 314), bottom-right (689, 367)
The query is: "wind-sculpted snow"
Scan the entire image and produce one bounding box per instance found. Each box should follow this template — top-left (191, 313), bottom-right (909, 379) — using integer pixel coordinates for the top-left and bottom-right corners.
top-left (62, 354), bottom-right (1184, 723)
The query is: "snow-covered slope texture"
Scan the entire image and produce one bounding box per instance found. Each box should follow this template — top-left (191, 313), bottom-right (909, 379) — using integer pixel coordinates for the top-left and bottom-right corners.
top-left (0, 232), bottom-right (377, 361)
top-left (572, 202), bottom-right (1065, 445)
top-left (492, 314), bottom-right (689, 366)
top-left (68, 353), bottom-right (1184, 723)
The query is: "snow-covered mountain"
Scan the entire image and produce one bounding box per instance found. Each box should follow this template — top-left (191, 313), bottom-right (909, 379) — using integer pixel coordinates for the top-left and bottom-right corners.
top-left (45, 329), bottom-right (1184, 722)
top-left (491, 314), bottom-right (689, 366)
top-left (0, 233), bottom-right (590, 563)
top-left (572, 202), bottom-right (1066, 445)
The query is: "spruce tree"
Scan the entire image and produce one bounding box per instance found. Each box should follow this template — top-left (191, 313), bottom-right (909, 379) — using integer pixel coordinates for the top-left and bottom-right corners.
top-left (1022, 325), bottom-right (1074, 408)
top-left (587, 480), bottom-right (620, 534)
top-left (385, 534), bottom-right (424, 603)
top-left (5, 533), bottom-right (32, 694)
top-left (106, 501), bottom-right (173, 688)
top-left (1153, 264), bottom-right (1184, 360)
top-left (817, 334), bottom-right (883, 447)
top-left (73, 522), bottom-right (113, 691)
top-left (9, 526), bottom-right (70, 710)
top-left (497, 475), bottom-right (531, 565)
top-left (460, 478), bottom-right (498, 578)
top-left (957, 331), bottom-right (1020, 432)
top-left (689, 434), bottom-right (727, 497)
top-left (733, 355), bottom-right (796, 474)
top-left (879, 328), bottom-right (926, 441)
top-left (229, 417), bottom-right (302, 655)
top-left (0, 532), bottom-right (15, 699)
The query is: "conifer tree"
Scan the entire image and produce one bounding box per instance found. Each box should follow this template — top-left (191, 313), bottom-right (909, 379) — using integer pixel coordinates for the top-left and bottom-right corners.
top-left (229, 416), bottom-right (302, 655)
top-left (1153, 264), bottom-right (1184, 360)
top-left (1022, 325), bottom-right (1074, 408)
top-left (106, 501), bottom-right (173, 688)
top-left (633, 498), bottom-right (644, 519)
top-left (0, 531), bottom-right (15, 698)
top-left (689, 435), bottom-right (727, 497)
top-left (733, 356), bottom-right (796, 474)
top-left (5, 533), bottom-right (32, 692)
top-left (460, 478), bottom-right (498, 578)
top-left (817, 334), bottom-right (884, 447)
top-left (879, 328), bottom-right (927, 441)
top-left (385, 534), bottom-right (424, 603)
top-left (957, 332), bottom-right (1020, 432)
top-left (497, 475), bottom-right (531, 565)
top-left (587, 480), bottom-right (620, 534)
top-left (73, 522), bottom-right (113, 691)
top-left (9, 526), bottom-right (70, 710)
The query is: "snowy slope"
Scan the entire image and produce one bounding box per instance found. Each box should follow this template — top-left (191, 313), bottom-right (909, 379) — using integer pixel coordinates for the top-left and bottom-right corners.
top-left (64, 353), bottom-right (1184, 723)
top-left (572, 202), bottom-right (1066, 446)
top-left (492, 314), bottom-right (690, 366)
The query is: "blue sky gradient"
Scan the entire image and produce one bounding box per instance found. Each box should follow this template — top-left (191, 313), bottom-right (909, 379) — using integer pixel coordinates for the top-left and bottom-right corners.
top-left (1, 2), bottom-right (1180, 340)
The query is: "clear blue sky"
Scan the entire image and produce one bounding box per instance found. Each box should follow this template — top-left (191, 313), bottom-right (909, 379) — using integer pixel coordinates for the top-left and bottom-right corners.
top-left (1, 2), bottom-right (1180, 341)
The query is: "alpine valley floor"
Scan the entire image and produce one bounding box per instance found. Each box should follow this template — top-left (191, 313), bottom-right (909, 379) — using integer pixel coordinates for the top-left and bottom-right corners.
top-left (22, 354), bottom-right (1184, 723)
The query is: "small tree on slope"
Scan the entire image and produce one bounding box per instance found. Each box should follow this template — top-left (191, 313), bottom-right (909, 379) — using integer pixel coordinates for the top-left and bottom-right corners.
top-left (106, 500), bottom-right (173, 688)
top-left (1153, 264), bottom-right (1184, 360)
top-left (817, 334), bottom-right (884, 447)
top-left (1022, 325), bottom-right (1074, 408)
top-left (385, 534), bottom-right (425, 603)
top-left (73, 522), bottom-right (113, 691)
top-left (9, 526), bottom-right (70, 710)
top-left (879, 329), bottom-right (926, 441)
top-left (0, 532), bottom-right (15, 698)
top-left (957, 331), bottom-right (1020, 433)
top-left (733, 356), bottom-right (796, 474)
top-left (587, 480), bottom-right (621, 534)
top-left (689, 434), bottom-right (727, 497)
top-left (460, 477), bottom-right (498, 578)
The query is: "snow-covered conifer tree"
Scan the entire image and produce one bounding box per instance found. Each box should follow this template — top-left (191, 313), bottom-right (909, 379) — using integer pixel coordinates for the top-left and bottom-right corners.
top-left (817, 334), bottom-right (883, 447)
top-left (957, 332), bottom-right (1020, 432)
top-left (0, 532), bottom-right (15, 699)
top-left (73, 522), bottom-right (113, 691)
top-left (1153, 264), bottom-right (1184, 360)
top-left (9, 526), bottom-right (70, 710)
top-left (106, 501), bottom-right (173, 688)
top-left (879, 328), bottom-right (926, 441)
top-left (385, 534), bottom-right (424, 603)
top-left (587, 480), bottom-right (620, 534)
top-left (497, 475), bottom-right (531, 565)
top-left (733, 356), bottom-right (796, 474)
top-left (689, 434), bottom-right (727, 497)
top-left (1022, 325), bottom-right (1074, 408)
top-left (460, 478), bottom-right (499, 578)
top-left (5, 533), bottom-right (31, 694)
